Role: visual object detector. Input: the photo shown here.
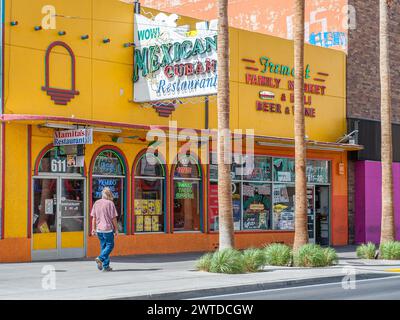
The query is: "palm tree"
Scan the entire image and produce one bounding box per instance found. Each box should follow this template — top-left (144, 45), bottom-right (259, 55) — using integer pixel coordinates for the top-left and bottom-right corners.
top-left (217, 0), bottom-right (234, 250)
top-left (292, 0), bottom-right (308, 252)
top-left (379, 0), bottom-right (395, 244)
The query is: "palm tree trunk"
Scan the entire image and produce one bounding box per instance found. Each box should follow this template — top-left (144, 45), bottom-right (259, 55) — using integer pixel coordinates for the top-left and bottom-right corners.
top-left (217, 0), bottom-right (234, 250)
top-left (293, 0), bottom-right (308, 252)
top-left (379, 0), bottom-right (395, 244)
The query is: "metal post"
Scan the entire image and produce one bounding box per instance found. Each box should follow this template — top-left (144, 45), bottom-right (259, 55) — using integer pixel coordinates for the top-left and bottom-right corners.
top-left (134, 0), bottom-right (141, 14)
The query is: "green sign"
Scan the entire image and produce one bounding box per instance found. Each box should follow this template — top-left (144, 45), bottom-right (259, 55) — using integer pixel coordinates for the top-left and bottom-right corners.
top-left (175, 181), bottom-right (194, 199)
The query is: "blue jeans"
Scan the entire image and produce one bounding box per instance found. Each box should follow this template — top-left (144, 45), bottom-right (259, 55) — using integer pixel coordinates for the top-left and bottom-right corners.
top-left (97, 232), bottom-right (115, 268)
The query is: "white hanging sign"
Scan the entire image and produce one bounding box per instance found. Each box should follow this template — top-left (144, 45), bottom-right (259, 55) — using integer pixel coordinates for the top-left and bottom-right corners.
top-left (133, 13), bottom-right (218, 102)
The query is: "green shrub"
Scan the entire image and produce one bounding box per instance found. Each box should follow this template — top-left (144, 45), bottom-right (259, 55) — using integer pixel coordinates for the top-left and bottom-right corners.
top-left (323, 247), bottom-right (339, 265)
top-left (379, 241), bottom-right (400, 260)
top-left (356, 242), bottom-right (376, 259)
top-left (264, 243), bottom-right (292, 266)
top-left (242, 248), bottom-right (267, 272)
top-left (209, 249), bottom-right (245, 274)
top-left (294, 244), bottom-right (337, 267)
top-left (196, 252), bottom-right (213, 272)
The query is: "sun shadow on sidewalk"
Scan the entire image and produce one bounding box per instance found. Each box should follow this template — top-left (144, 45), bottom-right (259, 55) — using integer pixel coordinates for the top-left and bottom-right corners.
top-left (111, 268), bottom-right (162, 272)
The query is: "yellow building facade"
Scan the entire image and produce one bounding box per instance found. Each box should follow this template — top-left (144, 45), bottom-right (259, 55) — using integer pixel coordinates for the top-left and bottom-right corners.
top-left (0, 0), bottom-right (358, 262)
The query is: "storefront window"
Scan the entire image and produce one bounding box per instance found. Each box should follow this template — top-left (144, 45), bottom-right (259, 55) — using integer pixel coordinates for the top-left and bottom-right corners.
top-left (134, 153), bottom-right (166, 233)
top-left (208, 153), bottom-right (331, 235)
top-left (243, 182), bottom-right (272, 230)
top-left (38, 147), bottom-right (83, 174)
top-left (209, 181), bottom-right (242, 231)
top-left (273, 158), bottom-right (295, 182)
top-left (244, 156), bottom-right (272, 181)
top-left (91, 150), bottom-right (126, 233)
top-left (306, 160), bottom-right (330, 184)
top-left (272, 184), bottom-right (295, 230)
top-left (173, 155), bottom-right (202, 232)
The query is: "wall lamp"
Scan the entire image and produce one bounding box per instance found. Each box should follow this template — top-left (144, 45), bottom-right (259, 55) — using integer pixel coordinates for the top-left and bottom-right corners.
top-left (103, 38), bottom-right (111, 44)
top-left (91, 127), bottom-right (122, 134)
top-left (10, 21), bottom-right (18, 26)
top-left (39, 123), bottom-right (77, 130)
top-left (34, 26), bottom-right (42, 31)
top-left (58, 30), bottom-right (67, 36)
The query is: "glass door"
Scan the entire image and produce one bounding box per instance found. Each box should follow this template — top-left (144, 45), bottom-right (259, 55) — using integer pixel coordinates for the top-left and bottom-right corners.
top-left (32, 177), bottom-right (86, 260)
top-left (59, 178), bottom-right (86, 258)
top-left (307, 186), bottom-right (315, 244)
top-left (32, 178), bottom-right (58, 254)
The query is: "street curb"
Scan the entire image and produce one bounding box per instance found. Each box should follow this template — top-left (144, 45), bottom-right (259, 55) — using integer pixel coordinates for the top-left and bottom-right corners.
top-left (113, 272), bottom-right (394, 300)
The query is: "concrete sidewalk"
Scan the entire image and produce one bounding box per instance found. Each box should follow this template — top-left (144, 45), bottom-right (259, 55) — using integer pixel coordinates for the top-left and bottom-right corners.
top-left (0, 246), bottom-right (399, 300)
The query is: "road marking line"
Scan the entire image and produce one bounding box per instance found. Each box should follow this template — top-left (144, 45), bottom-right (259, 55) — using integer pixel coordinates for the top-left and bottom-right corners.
top-left (385, 269), bottom-right (400, 272)
top-left (188, 275), bottom-right (400, 300)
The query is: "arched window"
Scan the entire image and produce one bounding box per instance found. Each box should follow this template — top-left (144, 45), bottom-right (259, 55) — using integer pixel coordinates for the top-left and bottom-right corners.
top-left (172, 154), bottom-right (203, 232)
top-left (37, 146), bottom-right (83, 175)
top-left (133, 152), bottom-right (166, 233)
top-left (91, 149), bottom-right (127, 233)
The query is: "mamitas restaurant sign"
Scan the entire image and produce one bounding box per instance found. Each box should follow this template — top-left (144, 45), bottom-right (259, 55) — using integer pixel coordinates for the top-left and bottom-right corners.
top-left (133, 13), bottom-right (218, 102)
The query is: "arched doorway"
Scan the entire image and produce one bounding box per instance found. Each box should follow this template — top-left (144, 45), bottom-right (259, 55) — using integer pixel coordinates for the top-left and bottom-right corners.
top-left (32, 145), bottom-right (86, 260)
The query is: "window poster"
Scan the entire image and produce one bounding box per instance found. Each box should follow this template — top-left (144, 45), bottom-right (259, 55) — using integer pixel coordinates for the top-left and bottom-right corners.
top-left (136, 216), bottom-right (144, 232)
top-left (273, 158), bottom-right (295, 182)
top-left (144, 216), bottom-right (152, 232)
top-left (243, 182), bottom-right (271, 230)
top-left (210, 182), bottom-right (241, 231)
top-left (45, 199), bottom-right (54, 215)
top-left (134, 199), bottom-right (142, 215)
top-left (135, 199), bottom-right (163, 231)
top-left (155, 200), bottom-right (162, 215)
top-left (273, 184), bottom-right (295, 230)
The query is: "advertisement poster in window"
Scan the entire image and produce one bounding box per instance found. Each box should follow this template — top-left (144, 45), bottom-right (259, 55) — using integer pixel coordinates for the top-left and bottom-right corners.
top-left (273, 184), bottom-right (295, 230)
top-left (243, 183), bottom-right (271, 230)
top-left (209, 182), bottom-right (241, 231)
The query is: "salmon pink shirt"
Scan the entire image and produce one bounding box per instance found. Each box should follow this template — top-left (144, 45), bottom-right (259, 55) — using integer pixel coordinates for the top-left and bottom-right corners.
top-left (91, 199), bottom-right (118, 232)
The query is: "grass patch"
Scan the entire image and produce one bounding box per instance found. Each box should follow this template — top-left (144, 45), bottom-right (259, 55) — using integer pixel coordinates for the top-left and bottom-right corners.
top-left (242, 248), bottom-right (267, 272)
top-left (264, 243), bottom-right (292, 266)
top-left (356, 242), bottom-right (376, 259)
top-left (379, 241), bottom-right (400, 260)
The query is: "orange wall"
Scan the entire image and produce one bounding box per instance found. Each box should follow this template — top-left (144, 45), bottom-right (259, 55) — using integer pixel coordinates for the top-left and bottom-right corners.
top-left (87, 232), bottom-right (295, 258)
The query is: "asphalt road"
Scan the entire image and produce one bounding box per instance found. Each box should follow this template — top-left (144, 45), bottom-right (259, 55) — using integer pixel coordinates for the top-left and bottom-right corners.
top-left (192, 275), bottom-right (400, 300)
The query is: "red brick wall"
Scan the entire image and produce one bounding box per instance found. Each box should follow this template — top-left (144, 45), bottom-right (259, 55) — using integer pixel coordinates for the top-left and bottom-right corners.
top-left (347, 0), bottom-right (400, 123)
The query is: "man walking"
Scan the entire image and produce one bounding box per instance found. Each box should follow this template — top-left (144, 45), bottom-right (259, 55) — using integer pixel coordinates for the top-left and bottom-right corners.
top-left (91, 187), bottom-right (119, 272)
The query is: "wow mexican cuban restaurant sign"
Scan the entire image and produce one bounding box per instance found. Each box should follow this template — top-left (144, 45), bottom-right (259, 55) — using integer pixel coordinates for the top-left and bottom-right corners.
top-left (133, 13), bottom-right (218, 102)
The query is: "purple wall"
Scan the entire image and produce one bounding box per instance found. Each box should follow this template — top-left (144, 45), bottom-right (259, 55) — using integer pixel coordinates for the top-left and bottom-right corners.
top-left (355, 160), bottom-right (400, 244)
